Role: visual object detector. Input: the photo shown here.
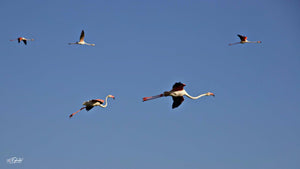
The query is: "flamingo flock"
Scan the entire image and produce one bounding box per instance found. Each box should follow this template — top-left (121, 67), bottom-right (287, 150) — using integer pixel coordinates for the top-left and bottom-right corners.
top-left (9, 30), bottom-right (263, 118)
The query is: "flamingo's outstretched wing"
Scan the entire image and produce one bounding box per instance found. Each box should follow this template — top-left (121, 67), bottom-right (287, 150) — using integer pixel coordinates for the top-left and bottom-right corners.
top-left (172, 82), bottom-right (185, 91)
top-left (90, 99), bottom-right (104, 104)
top-left (79, 30), bottom-right (85, 42)
top-left (23, 40), bottom-right (27, 45)
top-left (237, 34), bottom-right (247, 41)
top-left (85, 106), bottom-right (94, 111)
top-left (85, 99), bottom-right (104, 110)
top-left (172, 96), bottom-right (184, 109)
top-left (18, 38), bottom-right (21, 43)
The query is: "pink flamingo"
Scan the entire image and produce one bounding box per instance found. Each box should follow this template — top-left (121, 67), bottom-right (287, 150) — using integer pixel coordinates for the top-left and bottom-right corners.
top-left (10, 37), bottom-right (34, 45)
top-left (143, 82), bottom-right (215, 109)
top-left (69, 95), bottom-right (115, 118)
top-left (229, 34), bottom-right (261, 46)
top-left (68, 30), bottom-right (95, 46)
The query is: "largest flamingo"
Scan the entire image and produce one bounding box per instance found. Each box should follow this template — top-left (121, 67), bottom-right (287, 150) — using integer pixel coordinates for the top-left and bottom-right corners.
top-left (143, 82), bottom-right (215, 109)
top-left (69, 95), bottom-right (115, 118)
top-left (229, 34), bottom-right (262, 46)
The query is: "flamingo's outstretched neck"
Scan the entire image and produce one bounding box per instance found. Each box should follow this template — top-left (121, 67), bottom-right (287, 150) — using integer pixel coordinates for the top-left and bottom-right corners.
top-left (69, 107), bottom-right (86, 118)
top-left (184, 91), bottom-right (214, 100)
top-left (248, 41), bottom-right (262, 43)
top-left (87, 43), bottom-right (95, 46)
top-left (143, 94), bottom-right (164, 101)
top-left (99, 95), bottom-right (114, 108)
top-left (229, 41), bottom-right (261, 46)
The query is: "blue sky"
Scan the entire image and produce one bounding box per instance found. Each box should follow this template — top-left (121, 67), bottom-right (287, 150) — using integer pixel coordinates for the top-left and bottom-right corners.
top-left (1, 0), bottom-right (300, 169)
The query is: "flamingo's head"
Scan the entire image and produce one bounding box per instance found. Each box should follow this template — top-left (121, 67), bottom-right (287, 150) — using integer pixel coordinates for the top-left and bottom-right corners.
top-left (258, 41), bottom-right (262, 43)
top-left (108, 95), bottom-right (115, 99)
top-left (206, 92), bottom-right (215, 97)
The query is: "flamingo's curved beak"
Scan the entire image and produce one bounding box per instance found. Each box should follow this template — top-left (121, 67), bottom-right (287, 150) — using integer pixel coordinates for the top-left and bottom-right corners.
top-left (110, 95), bottom-right (115, 99)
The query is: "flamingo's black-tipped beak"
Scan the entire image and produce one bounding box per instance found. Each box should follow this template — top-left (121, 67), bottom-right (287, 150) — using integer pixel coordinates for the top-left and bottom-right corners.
top-left (208, 92), bottom-right (215, 97)
top-left (108, 95), bottom-right (115, 99)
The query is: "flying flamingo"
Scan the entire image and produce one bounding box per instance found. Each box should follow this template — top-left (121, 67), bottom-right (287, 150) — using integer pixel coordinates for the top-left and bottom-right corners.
top-left (68, 30), bottom-right (95, 46)
top-left (229, 34), bottom-right (262, 46)
top-left (69, 95), bottom-right (115, 118)
top-left (143, 82), bottom-right (215, 109)
top-left (10, 37), bottom-right (34, 45)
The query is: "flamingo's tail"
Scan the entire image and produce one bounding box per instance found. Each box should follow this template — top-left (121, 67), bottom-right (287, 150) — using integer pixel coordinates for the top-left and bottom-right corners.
top-left (143, 94), bottom-right (164, 102)
top-left (69, 107), bottom-right (86, 118)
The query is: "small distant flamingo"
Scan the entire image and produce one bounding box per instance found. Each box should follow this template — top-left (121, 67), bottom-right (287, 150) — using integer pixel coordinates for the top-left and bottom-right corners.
top-left (68, 30), bottom-right (95, 46)
top-left (69, 95), bottom-right (115, 118)
top-left (143, 82), bottom-right (215, 109)
top-left (229, 34), bottom-right (262, 46)
top-left (10, 37), bottom-right (34, 45)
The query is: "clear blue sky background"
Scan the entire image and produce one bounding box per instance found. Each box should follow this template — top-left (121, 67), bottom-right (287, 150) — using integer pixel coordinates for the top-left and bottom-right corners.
top-left (1, 0), bottom-right (299, 169)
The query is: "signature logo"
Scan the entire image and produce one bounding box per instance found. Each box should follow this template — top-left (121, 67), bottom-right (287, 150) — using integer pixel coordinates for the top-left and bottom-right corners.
top-left (6, 157), bottom-right (23, 164)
